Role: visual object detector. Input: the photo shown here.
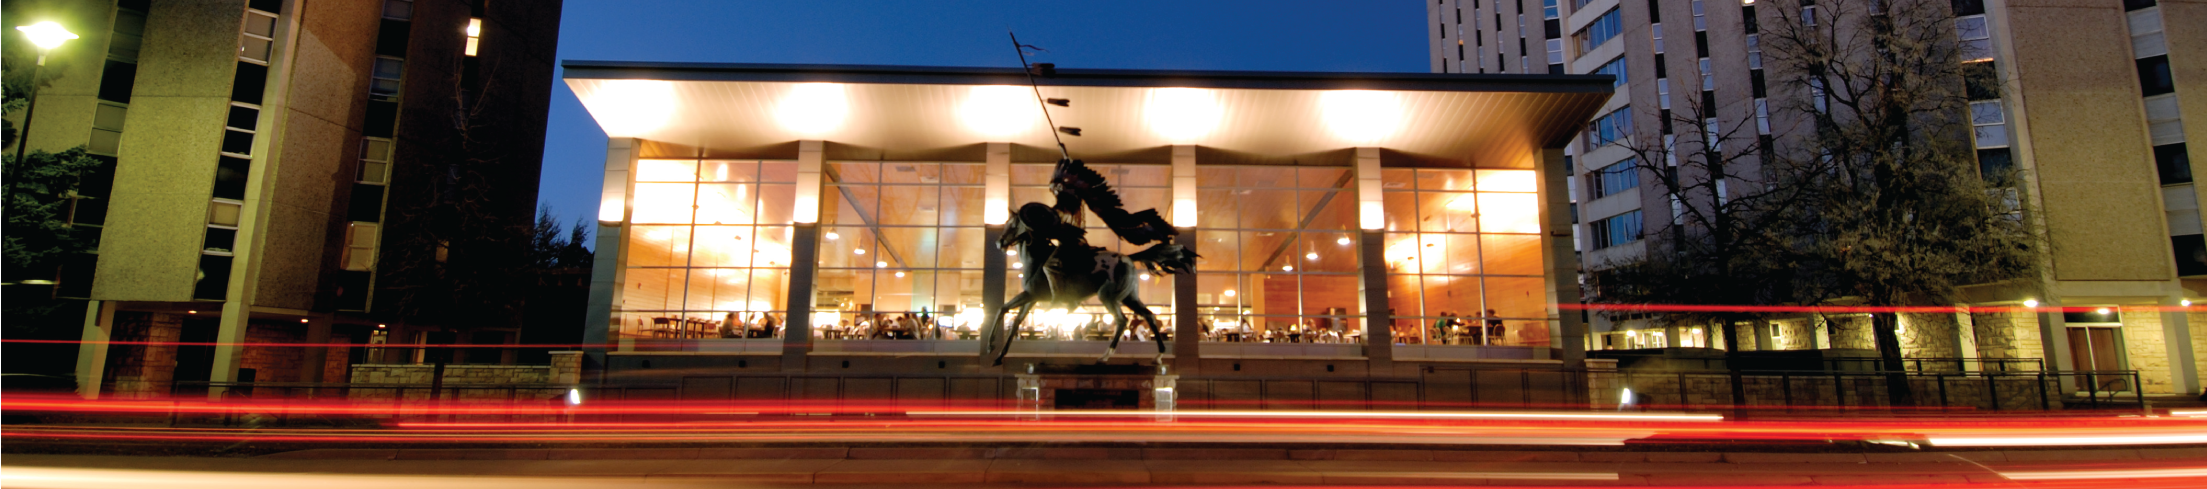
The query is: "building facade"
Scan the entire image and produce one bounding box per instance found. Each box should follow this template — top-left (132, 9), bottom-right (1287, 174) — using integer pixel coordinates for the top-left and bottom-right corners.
top-left (4, 0), bottom-right (560, 397)
top-left (1434, 0), bottom-right (2207, 397)
top-left (565, 62), bottom-right (1612, 403)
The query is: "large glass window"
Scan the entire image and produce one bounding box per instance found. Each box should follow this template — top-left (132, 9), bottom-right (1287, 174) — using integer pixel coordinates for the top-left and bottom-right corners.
top-left (814, 162), bottom-right (991, 340)
top-left (1195, 166), bottom-right (1360, 344)
top-left (998, 163), bottom-right (1177, 341)
top-left (619, 160), bottom-right (797, 340)
top-left (1381, 168), bottom-right (1548, 348)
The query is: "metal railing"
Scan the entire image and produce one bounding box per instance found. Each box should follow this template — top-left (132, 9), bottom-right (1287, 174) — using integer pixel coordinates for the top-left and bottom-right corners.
top-left (1605, 368), bottom-right (2144, 413)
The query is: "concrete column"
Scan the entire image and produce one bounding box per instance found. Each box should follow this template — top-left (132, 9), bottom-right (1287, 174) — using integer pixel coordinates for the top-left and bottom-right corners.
top-left (208, 0), bottom-right (306, 400)
top-left (1752, 321), bottom-right (1773, 351)
top-left (1536, 149), bottom-right (1585, 366)
top-left (2161, 296), bottom-right (2199, 395)
top-left (74, 300), bottom-right (116, 399)
top-left (979, 143), bottom-right (1012, 358)
top-left (2037, 300), bottom-right (2076, 392)
top-left (1813, 317), bottom-right (1830, 350)
top-left (783, 225), bottom-right (820, 370)
top-left (583, 137), bottom-right (639, 377)
top-left (781, 140), bottom-right (826, 370)
top-left (1352, 148), bottom-right (1393, 371)
top-left (297, 313), bottom-right (332, 383)
top-left (1955, 310), bottom-right (1981, 372)
top-left (1169, 147), bottom-right (1200, 374)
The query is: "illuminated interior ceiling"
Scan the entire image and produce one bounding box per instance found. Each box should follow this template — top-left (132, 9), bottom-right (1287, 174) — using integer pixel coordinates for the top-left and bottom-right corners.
top-left (564, 62), bottom-right (1614, 168)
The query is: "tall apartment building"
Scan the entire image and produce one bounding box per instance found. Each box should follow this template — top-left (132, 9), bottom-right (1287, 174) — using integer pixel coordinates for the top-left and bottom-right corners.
top-left (1433, 0), bottom-right (2207, 398)
top-left (5, 0), bottom-right (560, 397)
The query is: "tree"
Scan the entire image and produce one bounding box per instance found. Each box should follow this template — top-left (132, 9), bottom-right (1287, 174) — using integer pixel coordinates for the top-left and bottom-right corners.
top-left (1758, 0), bottom-right (2039, 405)
top-left (2, 44), bottom-right (100, 328)
top-left (1589, 0), bottom-right (2041, 407)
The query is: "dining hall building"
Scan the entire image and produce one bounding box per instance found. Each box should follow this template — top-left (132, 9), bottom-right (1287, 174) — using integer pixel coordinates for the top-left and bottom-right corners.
top-left (564, 61), bottom-right (1615, 407)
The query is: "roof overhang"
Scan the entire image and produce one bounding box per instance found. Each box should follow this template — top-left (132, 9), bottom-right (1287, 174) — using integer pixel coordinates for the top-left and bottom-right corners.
top-left (563, 61), bottom-right (1614, 167)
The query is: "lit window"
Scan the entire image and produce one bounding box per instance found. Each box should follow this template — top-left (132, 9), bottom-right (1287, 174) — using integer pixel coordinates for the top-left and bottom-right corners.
top-left (370, 57), bottom-right (403, 100)
top-left (342, 222), bottom-right (380, 271)
top-left (1587, 107), bottom-right (1635, 147)
top-left (465, 18), bottom-right (481, 56)
top-left (238, 9), bottom-right (276, 63)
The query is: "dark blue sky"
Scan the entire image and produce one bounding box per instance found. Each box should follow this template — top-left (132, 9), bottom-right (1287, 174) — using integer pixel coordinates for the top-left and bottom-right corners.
top-left (538, 1), bottom-right (1428, 240)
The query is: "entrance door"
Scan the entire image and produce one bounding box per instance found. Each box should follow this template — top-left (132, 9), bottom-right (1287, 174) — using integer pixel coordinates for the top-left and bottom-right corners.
top-left (2066, 327), bottom-right (2128, 392)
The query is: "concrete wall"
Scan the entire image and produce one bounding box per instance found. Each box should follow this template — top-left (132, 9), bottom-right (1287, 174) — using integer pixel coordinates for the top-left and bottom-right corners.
top-left (252, 0), bottom-right (381, 310)
top-left (95, 0), bottom-right (248, 300)
top-left (2004, 0), bottom-right (2174, 282)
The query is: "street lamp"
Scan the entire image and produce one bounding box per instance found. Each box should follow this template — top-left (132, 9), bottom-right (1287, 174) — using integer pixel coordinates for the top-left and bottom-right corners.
top-left (3, 22), bottom-right (78, 218)
top-left (1, 22), bottom-right (77, 286)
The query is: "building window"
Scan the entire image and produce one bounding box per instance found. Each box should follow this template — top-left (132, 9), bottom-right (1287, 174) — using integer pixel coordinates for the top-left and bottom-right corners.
top-left (621, 159), bottom-right (800, 340)
top-left (1576, 8), bottom-right (1623, 54)
top-left (1809, 78), bottom-right (1829, 113)
top-left (1658, 78), bottom-right (1672, 109)
top-left (1970, 100), bottom-right (2009, 148)
top-left (2156, 143), bottom-right (2192, 185)
top-left (1587, 107), bottom-right (1635, 148)
top-left (1544, 0), bottom-right (1560, 19)
top-left (342, 223), bottom-right (379, 271)
top-left (1592, 56), bottom-right (1627, 87)
top-left (359, 138), bottom-right (393, 184)
top-left (464, 17), bottom-right (481, 56)
top-left (812, 162), bottom-right (1003, 339)
top-left (1588, 159), bottom-right (1641, 199)
top-left (1699, 58), bottom-right (1714, 91)
top-left (1590, 210), bottom-right (1644, 249)
top-left (2146, 94), bottom-right (2185, 145)
top-left (1547, 38), bottom-right (1564, 65)
top-left (1196, 166), bottom-right (1355, 343)
top-left (1755, 98), bottom-right (1771, 135)
top-left (1691, 0), bottom-right (1707, 31)
top-left (383, 0), bottom-right (413, 20)
top-left (1957, 15), bottom-right (1992, 62)
top-left (237, 9), bottom-right (276, 63)
top-left (1380, 168), bottom-right (1547, 347)
top-left (1746, 34), bottom-right (1762, 69)
top-left (370, 57), bottom-right (403, 101)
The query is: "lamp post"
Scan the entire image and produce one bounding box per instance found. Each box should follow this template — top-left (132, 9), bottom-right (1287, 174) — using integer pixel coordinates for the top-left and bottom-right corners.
top-left (11, 21), bottom-right (78, 163)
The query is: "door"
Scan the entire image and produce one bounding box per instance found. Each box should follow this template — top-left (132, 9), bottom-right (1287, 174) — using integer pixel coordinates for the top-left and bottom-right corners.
top-left (2066, 327), bottom-right (2128, 392)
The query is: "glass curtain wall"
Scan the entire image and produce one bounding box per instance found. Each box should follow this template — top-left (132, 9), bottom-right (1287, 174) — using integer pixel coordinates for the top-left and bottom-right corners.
top-left (1380, 168), bottom-right (1548, 347)
top-left (1005, 163), bottom-right (1176, 341)
top-left (1194, 166), bottom-right (1361, 344)
top-left (815, 162), bottom-right (990, 340)
top-left (620, 160), bottom-right (797, 340)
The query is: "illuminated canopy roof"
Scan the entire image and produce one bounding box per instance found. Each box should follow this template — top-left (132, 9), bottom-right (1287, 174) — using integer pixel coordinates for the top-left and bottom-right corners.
top-left (563, 61), bottom-right (1613, 168)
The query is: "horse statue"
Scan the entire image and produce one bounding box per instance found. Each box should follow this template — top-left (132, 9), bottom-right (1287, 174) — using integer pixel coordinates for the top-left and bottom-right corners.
top-left (983, 159), bottom-right (1197, 366)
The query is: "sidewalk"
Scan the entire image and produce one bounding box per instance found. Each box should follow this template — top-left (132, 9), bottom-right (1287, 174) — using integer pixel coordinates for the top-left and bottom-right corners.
top-left (6, 446), bottom-right (2204, 486)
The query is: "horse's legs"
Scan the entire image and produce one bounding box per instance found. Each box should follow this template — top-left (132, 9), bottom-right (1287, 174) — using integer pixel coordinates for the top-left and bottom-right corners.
top-left (990, 293), bottom-right (1036, 366)
top-left (983, 292), bottom-right (1029, 356)
top-left (1122, 296), bottom-right (1168, 364)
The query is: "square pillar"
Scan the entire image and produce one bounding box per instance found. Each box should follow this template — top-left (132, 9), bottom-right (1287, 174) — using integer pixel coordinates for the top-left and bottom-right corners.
top-left (1955, 310), bottom-right (1981, 372)
top-left (1535, 147), bottom-right (1586, 367)
top-left (2036, 301), bottom-right (2076, 392)
top-left (74, 300), bottom-right (116, 399)
top-left (782, 140), bottom-right (826, 370)
top-left (979, 143), bottom-right (1012, 357)
top-left (583, 137), bottom-right (639, 375)
top-left (1169, 146), bottom-right (1200, 374)
top-left (1353, 148), bottom-right (1393, 371)
top-left (2162, 296), bottom-right (2199, 395)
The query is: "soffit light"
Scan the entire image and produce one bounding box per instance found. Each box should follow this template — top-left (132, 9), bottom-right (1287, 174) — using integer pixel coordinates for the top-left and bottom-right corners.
top-left (776, 83), bottom-right (849, 135)
top-left (587, 79), bottom-right (677, 137)
top-left (1320, 90), bottom-right (1403, 143)
top-left (1147, 87), bottom-right (1222, 142)
top-left (961, 85), bottom-right (1037, 137)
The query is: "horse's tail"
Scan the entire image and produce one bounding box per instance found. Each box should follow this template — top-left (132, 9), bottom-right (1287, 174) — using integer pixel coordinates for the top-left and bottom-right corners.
top-left (1127, 241), bottom-right (1199, 276)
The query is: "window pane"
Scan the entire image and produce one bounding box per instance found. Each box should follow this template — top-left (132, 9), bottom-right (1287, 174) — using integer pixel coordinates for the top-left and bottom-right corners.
top-left (877, 227), bottom-right (938, 268)
top-left (1299, 232), bottom-right (1360, 273)
top-left (700, 160), bottom-right (758, 182)
top-left (629, 183), bottom-right (695, 223)
top-left (937, 227), bottom-right (987, 269)
top-left (1421, 275), bottom-right (1483, 318)
top-left (1485, 276), bottom-right (1546, 319)
top-left (634, 159), bottom-right (697, 182)
top-left (684, 268), bottom-right (750, 312)
top-left (1477, 192), bottom-right (1542, 233)
top-left (1417, 191), bottom-right (1478, 233)
top-left (625, 225), bottom-right (690, 267)
top-left (693, 183), bottom-right (755, 225)
top-left (1481, 234), bottom-right (1544, 276)
top-left (686, 225), bottom-right (753, 268)
top-left (623, 268), bottom-right (685, 311)
top-left (817, 226), bottom-right (873, 268)
top-left (1416, 169), bottom-right (1475, 191)
top-left (1194, 230), bottom-right (1238, 272)
top-left (749, 268), bottom-right (789, 312)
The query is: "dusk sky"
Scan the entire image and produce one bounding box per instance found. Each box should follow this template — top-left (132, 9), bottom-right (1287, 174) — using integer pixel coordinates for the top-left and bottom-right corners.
top-left (538, 1), bottom-right (1428, 241)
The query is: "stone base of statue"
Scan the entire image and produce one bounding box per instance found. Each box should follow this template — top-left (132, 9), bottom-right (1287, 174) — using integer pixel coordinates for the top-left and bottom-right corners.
top-left (1015, 363), bottom-right (1176, 415)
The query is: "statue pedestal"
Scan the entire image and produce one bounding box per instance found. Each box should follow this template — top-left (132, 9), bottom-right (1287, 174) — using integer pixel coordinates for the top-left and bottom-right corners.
top-left (1014, 363), bottom-right (1176, 413)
